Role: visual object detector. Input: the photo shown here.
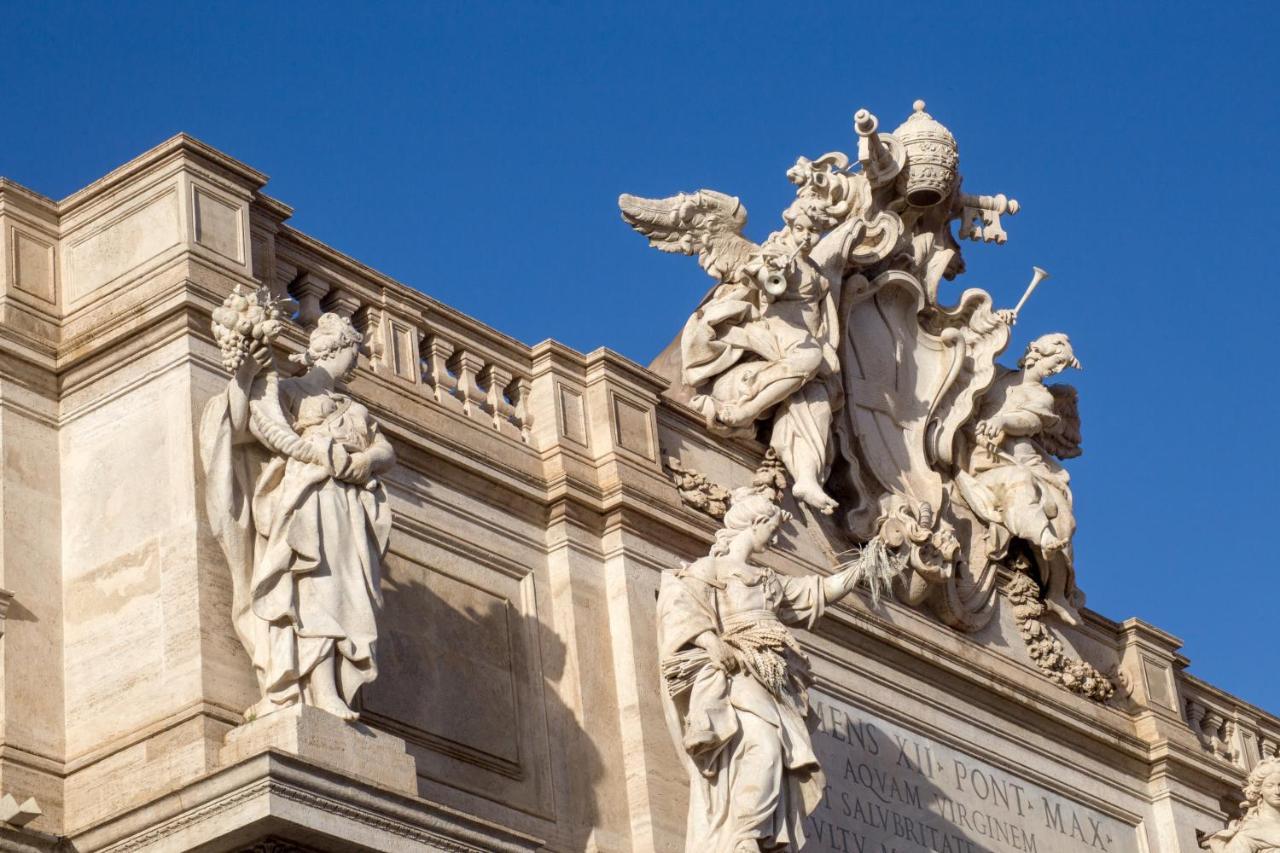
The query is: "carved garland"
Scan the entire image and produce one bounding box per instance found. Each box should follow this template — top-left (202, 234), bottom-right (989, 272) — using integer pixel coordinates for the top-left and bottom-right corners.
top-left (665, 449), bottom-right (789, 519)
top-left (1004, 570), bottom-right (1114, 702)
top-left (665, 456), bottom-right (732, 518)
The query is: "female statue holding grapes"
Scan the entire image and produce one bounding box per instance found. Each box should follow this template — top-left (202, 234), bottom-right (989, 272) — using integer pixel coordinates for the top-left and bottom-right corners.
top-left (200, 291), bottom-right (394, 722)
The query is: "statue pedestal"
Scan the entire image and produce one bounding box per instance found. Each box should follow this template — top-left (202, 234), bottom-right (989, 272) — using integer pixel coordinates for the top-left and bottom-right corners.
top-left (219, 704), bottom-right (419, 796)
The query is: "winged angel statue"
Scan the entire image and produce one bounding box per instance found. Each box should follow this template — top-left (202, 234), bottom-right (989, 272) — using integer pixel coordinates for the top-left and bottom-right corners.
top-left (623, 101), bottom-right (1089, 631)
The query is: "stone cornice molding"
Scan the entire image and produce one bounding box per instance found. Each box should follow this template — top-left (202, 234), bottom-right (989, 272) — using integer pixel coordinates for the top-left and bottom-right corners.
top-left (59, 134), bottom-right (267, 220)
top-left (73, 752), bottom-right (542, 853)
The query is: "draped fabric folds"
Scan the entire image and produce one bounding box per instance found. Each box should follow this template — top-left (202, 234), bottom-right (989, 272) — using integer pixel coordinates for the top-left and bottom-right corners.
top-left (200, 377), bottom-right (391, 712)
top-left (657, 558), bottom-right (826, 852)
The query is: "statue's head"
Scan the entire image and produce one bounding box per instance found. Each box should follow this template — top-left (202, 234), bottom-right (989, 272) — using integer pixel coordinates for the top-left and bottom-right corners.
top-left (1244, 758), bottom-right (1280, 816)
top-left (782, 195), bottom-right (840, 248)
top-left (710, 488), bottom-right (792, 557)
top-left (295, 312), bottom-right (365, 380)
top-left (1018, 333), bottom-right (1081, 379)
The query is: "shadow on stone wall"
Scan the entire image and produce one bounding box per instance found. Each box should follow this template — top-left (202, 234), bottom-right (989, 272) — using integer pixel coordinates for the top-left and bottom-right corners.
top-left (368, 554), bottom-right (604, 851)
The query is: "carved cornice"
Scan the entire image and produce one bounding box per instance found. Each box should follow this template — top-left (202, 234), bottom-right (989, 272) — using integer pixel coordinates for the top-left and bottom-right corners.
top-left (236, 839), bottom-right (323, 853)
top-left (80, 752), bottom-right (543, 853)
top-left (59, 133), bottom-right (267, 218)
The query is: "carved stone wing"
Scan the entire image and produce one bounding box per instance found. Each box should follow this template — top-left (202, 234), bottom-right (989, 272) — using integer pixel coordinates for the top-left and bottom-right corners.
top-left (1041, 383), bottom-right (1083, 459)
top-left (618, 190), bottom-right (758, 285)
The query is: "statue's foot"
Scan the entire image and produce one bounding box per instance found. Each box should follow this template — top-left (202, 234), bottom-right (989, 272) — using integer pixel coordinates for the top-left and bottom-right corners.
top-left (1041, 534), bottom-right (1070, 554)
top-left (310, 696), bottom-right (359, 722)
top-left (1043, 596), bottom-right (1081, 627)
top-left (244, 695), bottom-right (294, 722)
top-left (793, 481), bottom-right (838, 515)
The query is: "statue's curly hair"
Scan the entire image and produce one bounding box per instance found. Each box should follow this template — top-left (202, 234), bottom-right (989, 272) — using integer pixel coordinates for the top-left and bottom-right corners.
top-left (781, 193), bottom-right (843, 234)
top-left (1240, 757), bottom-right (1280, 817)
top-left (1018, 332), bottom-right (1080, 372)
top-left (292, 312), bottom-right (364, 367)
top-left (709, 488), bottom-right (791, 557)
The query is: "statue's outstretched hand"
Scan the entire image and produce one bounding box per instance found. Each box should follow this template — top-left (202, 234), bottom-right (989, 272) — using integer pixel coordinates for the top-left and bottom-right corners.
top-left (995, 309), bottom-right (1017, 326)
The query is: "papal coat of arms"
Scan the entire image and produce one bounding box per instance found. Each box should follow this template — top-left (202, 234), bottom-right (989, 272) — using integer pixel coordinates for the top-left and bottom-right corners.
top-left (621, 101), bottom-right (1089, 638)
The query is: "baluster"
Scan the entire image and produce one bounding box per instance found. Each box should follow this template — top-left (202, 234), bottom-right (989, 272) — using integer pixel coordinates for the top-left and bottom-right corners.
top-left (422, 334), bottom-right (460, 408)
top-left (482, 364), bottom-right (516, 436)
top-left (510, 376), bottom-right (532, 444)
top-left (290, 272), bottom-right (330, 330)
top-left (323, 288), bottom-right (362, 321)
top-left (1223, 720), bottom-right (1239, 763)
top-left (449, 350), bottom-right (488, 419)
top-left (1205, 710), bottom-right (1227, 758)
top-left (1187, 700), bottom-right (1210, 750)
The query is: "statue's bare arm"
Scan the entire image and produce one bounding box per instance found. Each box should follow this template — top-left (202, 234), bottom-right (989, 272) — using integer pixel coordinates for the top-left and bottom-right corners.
top-left (822, 568), bottom-right (861, 603)
top-left (985, 408), bottom-right (1043, 438)
top-left (244, 370), bottom-right (335, 471)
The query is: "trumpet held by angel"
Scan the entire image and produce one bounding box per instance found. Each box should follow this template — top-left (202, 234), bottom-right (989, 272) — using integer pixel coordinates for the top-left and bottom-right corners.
top-left (956, 332), bottom-right (1085, 624)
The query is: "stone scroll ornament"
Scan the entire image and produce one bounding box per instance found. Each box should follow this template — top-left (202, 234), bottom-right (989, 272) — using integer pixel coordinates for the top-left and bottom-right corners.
top-left (199, 287), bottom-right (394, 722)
top-left (1199, 757), bottom-right (1280, 851)
top-left (657, 480), bottom-right (870, 853)
top-left (623, 100), bottom-right (1098, 641)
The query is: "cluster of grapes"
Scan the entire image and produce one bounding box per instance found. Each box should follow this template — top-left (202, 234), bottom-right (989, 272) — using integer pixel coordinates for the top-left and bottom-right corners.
top-left (211, 287), bottom-right (285, 372)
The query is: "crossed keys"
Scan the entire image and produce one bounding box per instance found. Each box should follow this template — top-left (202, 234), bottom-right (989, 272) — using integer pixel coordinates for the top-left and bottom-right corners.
top-left (958, 192), bottom-right (1019, 244)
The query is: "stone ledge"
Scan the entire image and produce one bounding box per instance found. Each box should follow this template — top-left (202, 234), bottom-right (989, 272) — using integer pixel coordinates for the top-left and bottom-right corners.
top-left (0, 824), bottom-right (70, 853)
top-left (219, 706), bottom-right (417, 797)
top-left (69, 752), bottom-right (543, 853)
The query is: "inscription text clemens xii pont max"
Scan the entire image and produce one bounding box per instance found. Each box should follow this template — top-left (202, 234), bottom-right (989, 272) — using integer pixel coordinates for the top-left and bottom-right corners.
top-left (803, 694), bottom-right (1138, 853)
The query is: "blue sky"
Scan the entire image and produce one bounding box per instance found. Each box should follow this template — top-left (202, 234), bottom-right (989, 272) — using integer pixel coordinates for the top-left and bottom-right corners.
top-left (5, 2), bottom-right (1278, 710)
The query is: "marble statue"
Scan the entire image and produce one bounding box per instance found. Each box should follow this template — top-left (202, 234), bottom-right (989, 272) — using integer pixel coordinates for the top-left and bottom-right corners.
top-left (626, 100), bottom-right (1095, 639)
top-left (1200, 758), bottom-right (1280, 851)
top-left (656, 483), bottom-right (867, 853)
top-left (200, 288), bottom-right (394, 722)
top-left (956, 333), bottom-right (1083, 623)
top-left (620, 148), bottom-right (900, 515)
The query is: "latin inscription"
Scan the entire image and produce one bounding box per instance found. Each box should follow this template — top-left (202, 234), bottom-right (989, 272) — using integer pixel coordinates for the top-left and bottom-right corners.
top-left (801, 694), bottom-right (1137, 853)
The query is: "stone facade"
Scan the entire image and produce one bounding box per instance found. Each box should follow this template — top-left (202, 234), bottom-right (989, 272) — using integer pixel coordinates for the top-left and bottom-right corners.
top-left (0, 133), bottom-right (1268, 852)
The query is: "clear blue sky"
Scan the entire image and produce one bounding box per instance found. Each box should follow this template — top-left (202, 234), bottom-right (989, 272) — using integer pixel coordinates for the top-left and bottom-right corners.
top-left (6, 3), bottom-right (1278, 711)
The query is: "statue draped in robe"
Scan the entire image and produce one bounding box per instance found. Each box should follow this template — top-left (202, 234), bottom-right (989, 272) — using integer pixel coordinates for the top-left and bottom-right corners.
top-left (658, 488), bottom-right (863, 852)
top-left (201, 299), bottom-right (394, 722)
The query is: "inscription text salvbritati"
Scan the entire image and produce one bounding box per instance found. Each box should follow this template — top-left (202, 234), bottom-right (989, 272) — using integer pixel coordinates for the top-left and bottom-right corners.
top-left (804, 693), bottom-right (1137, 853)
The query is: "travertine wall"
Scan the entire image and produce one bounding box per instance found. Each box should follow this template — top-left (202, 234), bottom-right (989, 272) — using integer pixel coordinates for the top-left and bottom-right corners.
top-left (0, 136), bottom-right (1266, 852)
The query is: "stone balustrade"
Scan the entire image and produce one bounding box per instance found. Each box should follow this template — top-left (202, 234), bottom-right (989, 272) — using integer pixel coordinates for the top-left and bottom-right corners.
top-left (271, 226), bottom-right (536, 447)
top-left (1180, 677), bottom-right (1280, 772)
